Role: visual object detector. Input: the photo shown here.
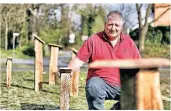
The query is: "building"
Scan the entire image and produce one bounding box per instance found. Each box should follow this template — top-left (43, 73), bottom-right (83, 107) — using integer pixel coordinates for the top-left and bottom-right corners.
top-left (153, 3), bottom-right (170, 27)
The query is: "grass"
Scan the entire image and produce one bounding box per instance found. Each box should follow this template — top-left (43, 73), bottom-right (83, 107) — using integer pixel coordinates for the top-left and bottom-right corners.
top-left (160, 76), bottom-right (171, 110)
top-left (0, 63), bottom-right (33, 69)
top-left (0, 71), bottom-right (170, 110)
top-left (0, 71), bottom-right (114, 110)
top-left (141, 43), bottom-right (170, 59)
top-left (0, 48), bottom-right (32, 59)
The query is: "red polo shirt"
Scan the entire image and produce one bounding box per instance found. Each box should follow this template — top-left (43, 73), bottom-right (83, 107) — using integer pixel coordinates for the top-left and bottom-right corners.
top-left (76, 31), bottom-right (141, 86)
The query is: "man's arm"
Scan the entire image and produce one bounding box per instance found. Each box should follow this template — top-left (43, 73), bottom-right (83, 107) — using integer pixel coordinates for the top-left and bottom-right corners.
top-left (68, 57), bottom-right (85, 72)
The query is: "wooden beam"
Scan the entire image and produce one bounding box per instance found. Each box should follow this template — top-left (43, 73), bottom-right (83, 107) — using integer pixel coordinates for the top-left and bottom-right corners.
top-left (33, 34), bottom-right (45, 44)
top-left (89, 58), bottom-right (170, 110)
top-left (34, 35), bottom-right (45, 91)
top-left (89, 58), bottom-right (170, 69)
top-left (70, 48), bottom-right (79, 97)
top-left (59, 68), bottom-right (72, 110)
top-left (49, 44), bottom-right (63, 48)
top-left (6, 57), bottom-right (12, 88)
top-left (48, 44), bottom-right (62, 85)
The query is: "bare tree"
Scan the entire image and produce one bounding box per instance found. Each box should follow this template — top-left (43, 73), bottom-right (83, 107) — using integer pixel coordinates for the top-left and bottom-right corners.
top-left (136, 4), bottom-right (152, 52)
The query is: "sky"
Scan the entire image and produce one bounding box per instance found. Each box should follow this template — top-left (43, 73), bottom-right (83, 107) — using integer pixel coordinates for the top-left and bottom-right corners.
top-left (66, 4), bottom-right (153, 30)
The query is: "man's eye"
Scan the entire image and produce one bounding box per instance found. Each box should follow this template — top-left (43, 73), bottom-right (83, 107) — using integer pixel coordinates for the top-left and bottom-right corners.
top-left (115, 24), bottom-right (120, 27)
top-left (108, 24), bottom-right (113, 26)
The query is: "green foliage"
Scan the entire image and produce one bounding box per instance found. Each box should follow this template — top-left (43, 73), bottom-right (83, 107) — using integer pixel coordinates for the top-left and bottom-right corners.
top-left (129, 28), bottom-right (139, 41)
top-left (0, 48), bottom-right (31, 59)
top-left (130, 26), bottom-right (170, 45)
top-left (146, 30), bottom-right (163, 44)
top-left (92, 13), bottom-right (105, 34)
top-left (39, 28), bottom-right (60, 44)
top-left (141, 42), bottom-right (170, 59)
top-left (81, 15), bottom-right (89, 35)
top-left (20, 22), bottom-right (27, 44)
top-left (163, 31), bottom-right (170, 44)
top-left (21, 43), bottom-right (35, 57)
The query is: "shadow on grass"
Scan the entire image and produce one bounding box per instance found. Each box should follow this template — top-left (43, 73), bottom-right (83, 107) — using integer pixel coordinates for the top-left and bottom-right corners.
top-left (23, 79), bottom-right (34, 82)
top-left (0, 83), bottom-right (6, 87)
top-left (21, 103), bottom-right (76, 110)
top-left (21, 103), bottom-right (59, 110)
top-left (10, 84), bottom-right (35, 90)
top-left (24, 78), bottom-right (60, 85)
top-left (0, 83), bottom-right (60, 94)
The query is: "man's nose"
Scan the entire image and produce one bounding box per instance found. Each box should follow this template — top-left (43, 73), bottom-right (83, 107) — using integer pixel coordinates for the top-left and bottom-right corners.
top-left (111, 24), bottom-right (116, 29)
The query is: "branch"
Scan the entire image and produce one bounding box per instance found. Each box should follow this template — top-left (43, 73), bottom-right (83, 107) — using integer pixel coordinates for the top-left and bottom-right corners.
top-left (155, 4), bottom-right (170, 8)
top-left (144, 4), bottom-right (152, 28)
top-left (136, 4), bottom-right (143, 28)
top-left (149, 7), bottom-right (170, 24)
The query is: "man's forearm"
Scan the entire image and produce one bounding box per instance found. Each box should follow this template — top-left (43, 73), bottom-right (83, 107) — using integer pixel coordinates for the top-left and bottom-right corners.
top-left (68, 57), bottom-right (85, 72)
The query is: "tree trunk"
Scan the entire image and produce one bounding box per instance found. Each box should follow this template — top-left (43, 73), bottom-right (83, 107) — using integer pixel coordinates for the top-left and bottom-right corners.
top-left (136, 4), bottom-right (152, 52)
top-left (5, 17), bottom-right (8, 50)
top-left (139, 26), bottom-right (148, 52)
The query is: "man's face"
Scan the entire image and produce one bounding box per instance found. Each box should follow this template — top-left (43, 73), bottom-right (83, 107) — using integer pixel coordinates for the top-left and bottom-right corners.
top-left (104, 14), bottom-right (123, 39)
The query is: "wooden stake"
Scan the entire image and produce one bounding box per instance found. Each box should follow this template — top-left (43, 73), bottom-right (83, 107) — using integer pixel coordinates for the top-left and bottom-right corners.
top-left (48, 44), bottom-right (62, 85)
top-left (6, 57), bottom-right (12, 88)
top-left (34, 34), bottom-right (45, 91)
top-left (70, 48), bottom-right (79, 97)
top-left (59, 68), bottom-right (72, 110)
top-left (136, 68), bottom-right (163, 110)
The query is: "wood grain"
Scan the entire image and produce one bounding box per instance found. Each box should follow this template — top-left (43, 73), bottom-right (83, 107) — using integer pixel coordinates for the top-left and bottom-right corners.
top-left (49, 46), bottom-right (59, 85)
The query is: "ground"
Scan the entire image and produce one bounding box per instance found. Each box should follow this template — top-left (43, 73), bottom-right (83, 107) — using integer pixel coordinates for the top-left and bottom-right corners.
top-left (0, 71), bottom-right (170, 110)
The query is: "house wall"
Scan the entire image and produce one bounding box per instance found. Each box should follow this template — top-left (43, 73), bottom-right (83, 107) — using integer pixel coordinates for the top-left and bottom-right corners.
top-left (154, 3), bottom-right (170, 26)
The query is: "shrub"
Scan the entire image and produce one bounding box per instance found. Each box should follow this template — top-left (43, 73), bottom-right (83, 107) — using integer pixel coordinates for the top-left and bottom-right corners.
top-left (129, 25), bottom-right (170, 45)
top-left (22, 43), bottom-right (35, 57)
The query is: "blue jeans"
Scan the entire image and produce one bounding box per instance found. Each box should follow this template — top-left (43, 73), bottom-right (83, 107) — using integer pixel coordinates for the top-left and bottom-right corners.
top-left (85, 77), bottom-right (121, 110)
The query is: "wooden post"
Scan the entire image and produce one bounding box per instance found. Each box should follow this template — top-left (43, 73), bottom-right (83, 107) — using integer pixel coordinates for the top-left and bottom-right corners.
top-left (136, 68), bottom-right (163, 110)
top-left (48, 44), bottom-right (62, 85)
top-left (34, 34), bottom-right (45, 91)
top-left (70, 48), bottom-right (79, 97)
top-left (6, 57), bottom-right (12, 88)
top-left (59, 68), bottom-right (72, 110)
top-left (89, 58), bottom-right (170, 110)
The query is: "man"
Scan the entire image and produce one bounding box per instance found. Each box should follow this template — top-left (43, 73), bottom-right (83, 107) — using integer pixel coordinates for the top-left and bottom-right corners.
top-left (68, 10), bottom-right (141, 110)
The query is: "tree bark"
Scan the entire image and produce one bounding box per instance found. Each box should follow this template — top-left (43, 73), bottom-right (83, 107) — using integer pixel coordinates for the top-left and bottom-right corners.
top-left (5, 17), bottom-right (8, 50)
top-left (139, 26), bottom-right (148, 52)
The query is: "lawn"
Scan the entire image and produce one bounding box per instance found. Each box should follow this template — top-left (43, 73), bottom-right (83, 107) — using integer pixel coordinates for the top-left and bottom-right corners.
top-left (0, 71), bottom-right (115, 110)
top-left (0, 71), bottom-right (170, 110)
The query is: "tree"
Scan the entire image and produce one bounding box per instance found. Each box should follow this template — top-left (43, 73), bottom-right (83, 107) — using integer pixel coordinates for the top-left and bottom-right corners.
top-left (136, 4), bottom-right (152, 52)
top-left (1, 4), bottom-right (27, 50)
top-left (92, 5), bottom-right (106, 33)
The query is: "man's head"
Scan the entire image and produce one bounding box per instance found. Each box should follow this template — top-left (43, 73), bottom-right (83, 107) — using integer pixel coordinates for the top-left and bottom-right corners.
top-left (104, 10), bottom-right (124, 40)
